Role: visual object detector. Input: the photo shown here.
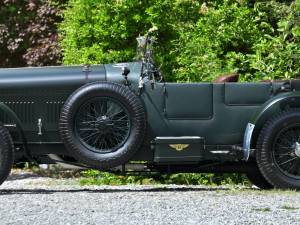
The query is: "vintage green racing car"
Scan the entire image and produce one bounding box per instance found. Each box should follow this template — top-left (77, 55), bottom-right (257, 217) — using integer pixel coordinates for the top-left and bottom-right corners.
top-left (0, 34), bottom-right (299, 189)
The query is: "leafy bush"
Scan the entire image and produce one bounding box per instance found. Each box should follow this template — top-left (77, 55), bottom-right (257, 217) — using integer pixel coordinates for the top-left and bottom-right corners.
top-left (60, 0), bottom-right (300, 81)
top-left (249, 1), bottom-right (300, 80)
top-left (59, 0), bottom-right (207, 80)
top-left (173, 1), bottom-right (260, 81)
top-left (0, 0), bottom-right (65, 67)
top-left (173, 0), bottom-right (300, 81)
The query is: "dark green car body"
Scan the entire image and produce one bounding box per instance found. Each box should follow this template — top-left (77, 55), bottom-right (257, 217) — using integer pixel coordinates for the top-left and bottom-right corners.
top-left (1, 61), bottom-right (300, 174)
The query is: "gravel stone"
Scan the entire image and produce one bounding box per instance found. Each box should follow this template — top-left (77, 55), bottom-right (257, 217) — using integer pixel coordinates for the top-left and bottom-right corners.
top-left (0, 171), bottom-right (300, 225)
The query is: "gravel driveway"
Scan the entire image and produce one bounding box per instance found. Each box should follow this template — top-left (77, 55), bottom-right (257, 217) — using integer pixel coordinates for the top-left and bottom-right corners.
top-left (0, 171), bottom-right (300, 225)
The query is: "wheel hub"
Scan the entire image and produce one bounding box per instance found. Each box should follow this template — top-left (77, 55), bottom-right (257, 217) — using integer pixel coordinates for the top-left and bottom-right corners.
top-left (96, 115), bottom-right (113, 131)
top-left (272, 124), bottom-right (300, 179)
top-left (75, 97), bottom-right (131, 153)
top-left (295, 142), bottom-right (300, 158)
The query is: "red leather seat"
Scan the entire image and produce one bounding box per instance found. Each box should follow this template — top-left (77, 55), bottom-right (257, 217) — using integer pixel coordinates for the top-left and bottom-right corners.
top-left (213, 73), bottom-right (239, 83)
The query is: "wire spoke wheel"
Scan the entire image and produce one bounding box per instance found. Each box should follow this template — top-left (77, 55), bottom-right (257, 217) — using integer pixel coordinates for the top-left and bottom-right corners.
top-left (60, 82), bottom-right (146, 169)
top-left (272, 124), bottom-right (300, 179)
top-left (75, 97), bottom-right (131, 153)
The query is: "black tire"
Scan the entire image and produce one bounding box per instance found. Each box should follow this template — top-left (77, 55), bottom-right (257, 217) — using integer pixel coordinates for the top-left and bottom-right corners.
top-left (256, 109), bottom-right (300, 189)
top-left (59, 82), bottom-right (146, 169)
top-left (0, 126), bottom-right (14, 185)
top-left (246, 166), bottom-right (273, 189)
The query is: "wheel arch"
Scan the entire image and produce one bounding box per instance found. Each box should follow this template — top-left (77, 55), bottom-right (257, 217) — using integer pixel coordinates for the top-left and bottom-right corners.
top-left (243, 92), bottom-right (300, 160)
top-left (0, 102), bottom-right (27, 145)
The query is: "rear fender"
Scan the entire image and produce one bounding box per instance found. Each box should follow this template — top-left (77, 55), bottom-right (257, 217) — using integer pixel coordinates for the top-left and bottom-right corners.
top-left (243, 92), bottom-right (300, 160)
top-left (0, 103), bottom-right (27, 145)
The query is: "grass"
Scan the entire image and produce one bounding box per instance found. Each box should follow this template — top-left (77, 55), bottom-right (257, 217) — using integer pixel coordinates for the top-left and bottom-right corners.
top-left (11, 166), bottom-right (300, 201)
top-left (14, 164), bottom-right (250, 186)
top-left (78, 170), bottom-right (249, 186)
top-left (252, 205), bottom-right (299, 213)
top-left (13, 165), bottom-right (300, 192)
top-left (281, 205), bottom-right (299, 210)
top-left (252, 207), bottom-right (271, 212)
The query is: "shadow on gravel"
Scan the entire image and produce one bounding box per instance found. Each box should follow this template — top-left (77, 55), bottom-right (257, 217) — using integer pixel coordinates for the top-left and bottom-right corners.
top-left (0, 186), bottom-right (249, 195)
top-left (6, 173), bottom-right (42, 181)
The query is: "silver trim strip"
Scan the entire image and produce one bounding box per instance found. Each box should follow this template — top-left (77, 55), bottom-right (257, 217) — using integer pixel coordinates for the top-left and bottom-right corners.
top-left (155, 136), bottom-right (203, 140)
top-left (210, 151), bottom-right (230, 154)
top-left (243, 123), bottom-right (255, 161)
top-left (3, 124), bottom-right (16, 128)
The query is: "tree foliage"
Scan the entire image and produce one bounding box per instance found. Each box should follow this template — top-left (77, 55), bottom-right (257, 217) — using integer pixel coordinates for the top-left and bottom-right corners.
top-left (174, 0), bottom-right (300, 81)
top-left (0, 0), bottom-right (65, 67)
top-left (59, 0), bottom-right (206, 80)
top-left (59, 0), bottom-right (300, 81)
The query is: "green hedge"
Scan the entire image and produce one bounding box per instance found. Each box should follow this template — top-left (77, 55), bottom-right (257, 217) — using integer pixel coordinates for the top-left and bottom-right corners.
top-left (60, 0), bottom-right (300, 81)
top-left (59, 0), bottom-right (207, 80)
top-left (173, 0), bottom-right (300, 82)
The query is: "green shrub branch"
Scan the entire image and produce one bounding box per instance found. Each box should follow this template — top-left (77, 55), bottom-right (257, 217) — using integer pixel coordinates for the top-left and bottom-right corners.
top-left (60, 0), bottom-right (300, 81)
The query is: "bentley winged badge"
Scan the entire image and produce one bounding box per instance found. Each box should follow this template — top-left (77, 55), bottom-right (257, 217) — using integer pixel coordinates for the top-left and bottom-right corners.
top-left (169, 144), bottom-right (190, 151)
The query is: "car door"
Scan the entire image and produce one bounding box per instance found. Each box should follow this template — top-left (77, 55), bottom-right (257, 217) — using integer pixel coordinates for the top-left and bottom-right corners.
top-left (164, 83), bottom-right (213, 120)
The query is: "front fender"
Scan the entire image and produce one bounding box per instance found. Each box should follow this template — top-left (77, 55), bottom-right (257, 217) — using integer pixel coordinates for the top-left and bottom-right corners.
top-left (251, 92), bottom-right (300, 125)
top-left (243, 92), bottom-right (300, 160)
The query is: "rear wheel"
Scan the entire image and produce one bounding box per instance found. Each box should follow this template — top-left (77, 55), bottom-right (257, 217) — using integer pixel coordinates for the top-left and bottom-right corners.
top-left (256, 109), bottom-right (300, 189)
top-left (0, 126), bottom-right (14, 185)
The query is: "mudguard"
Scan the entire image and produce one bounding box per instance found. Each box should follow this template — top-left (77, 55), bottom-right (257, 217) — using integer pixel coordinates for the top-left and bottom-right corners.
top-left (243, 92), bottom-right (300, 160)
top-left (0, 103), bottom-right (27, 145)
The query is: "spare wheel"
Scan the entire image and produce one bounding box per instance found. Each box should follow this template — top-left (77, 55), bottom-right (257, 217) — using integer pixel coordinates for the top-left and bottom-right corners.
top-left (59, 82), bottom-right (146, 169)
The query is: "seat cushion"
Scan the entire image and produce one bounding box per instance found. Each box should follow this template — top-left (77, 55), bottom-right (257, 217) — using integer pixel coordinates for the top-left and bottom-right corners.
top-left (213, 73), bottom-right (239, 83)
